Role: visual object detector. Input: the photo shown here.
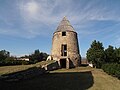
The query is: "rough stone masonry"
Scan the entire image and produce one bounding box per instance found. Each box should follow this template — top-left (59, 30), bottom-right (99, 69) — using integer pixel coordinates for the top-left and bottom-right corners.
top-left (47, 17), bottom-right (81, 69)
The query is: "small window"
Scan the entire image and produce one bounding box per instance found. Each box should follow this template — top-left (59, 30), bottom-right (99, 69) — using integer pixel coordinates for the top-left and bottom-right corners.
top-left (62, 32), bottom-right (66, 36)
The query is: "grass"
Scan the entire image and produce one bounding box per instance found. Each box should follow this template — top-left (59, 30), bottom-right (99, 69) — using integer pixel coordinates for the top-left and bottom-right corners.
top-left (0, 65), bottom-right (120, 90)
top-left (89, 68), bottom-right (120, 90)
top-left (0, 60), bottom-right (55, 75)
top-left (51, 67), bottom-right (120, 90)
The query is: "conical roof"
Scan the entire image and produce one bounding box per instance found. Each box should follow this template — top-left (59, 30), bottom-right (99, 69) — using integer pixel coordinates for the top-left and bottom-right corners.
top-left (55, 16), bottom-right (75, 32)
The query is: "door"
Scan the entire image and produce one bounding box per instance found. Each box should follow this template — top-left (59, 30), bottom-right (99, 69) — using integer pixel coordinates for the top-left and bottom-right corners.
top-left (60, 59), bottom-right (66, 68)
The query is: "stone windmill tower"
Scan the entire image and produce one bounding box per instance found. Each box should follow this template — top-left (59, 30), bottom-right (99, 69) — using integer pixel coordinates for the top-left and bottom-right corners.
top-left (48, 17), bottom-right (81, 69)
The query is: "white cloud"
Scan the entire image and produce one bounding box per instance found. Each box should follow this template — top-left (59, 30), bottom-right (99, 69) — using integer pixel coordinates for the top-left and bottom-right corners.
top-left (18, 0), bottom-right (120, 25)
top-left (24, 1), bottom-right (39, 16)
top-left (19, 1), bottom-right (68, 28)
top-left (0, 0), bottom-right (120, 39)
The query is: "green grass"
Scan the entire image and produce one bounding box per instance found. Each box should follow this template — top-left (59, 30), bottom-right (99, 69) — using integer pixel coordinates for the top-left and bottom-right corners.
top-left (89, 68), bottom-right (120, 90)
top-left (0, 60), bottom-right (55, 75)
top-left (0, 66), bottom-right (120, 90)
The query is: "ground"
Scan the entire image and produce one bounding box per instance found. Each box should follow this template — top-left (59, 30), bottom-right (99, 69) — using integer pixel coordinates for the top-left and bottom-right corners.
top-left (0, 66), bottom-right (120, 90)
top-left (0, 60), bottom-right (54, 75)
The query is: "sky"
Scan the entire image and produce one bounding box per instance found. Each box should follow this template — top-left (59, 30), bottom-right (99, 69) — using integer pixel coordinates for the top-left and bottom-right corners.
top-left (0, 0), bottom-right (120, 57)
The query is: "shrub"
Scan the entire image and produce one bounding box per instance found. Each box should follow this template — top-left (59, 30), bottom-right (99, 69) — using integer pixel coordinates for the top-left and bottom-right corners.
top-left (102, 63), bottom-right (120, 79)
top-left (0, 60), bottom-right (29, 66)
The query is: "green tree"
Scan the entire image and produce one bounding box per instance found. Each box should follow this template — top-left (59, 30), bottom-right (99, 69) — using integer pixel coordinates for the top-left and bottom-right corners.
top-left (42, 52), bottom-right (48, 60)
top-left (114, 47), bottom-right (120, 64)
top-left (5, 56), bottom-right (15, 61)
top-left (0, 50), bottom-right (10, 61)
top-left (86, 40), bottom-right (105, 68)
top-left (29, 49), bottom-right (48, 63)
top-left (105, 45), bottom-right (116, 63)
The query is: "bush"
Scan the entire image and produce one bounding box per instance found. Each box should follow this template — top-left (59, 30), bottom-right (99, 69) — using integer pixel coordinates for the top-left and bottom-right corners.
top-left (0, 60), bottom-right (29, 66)
top-left (102, 63), bottom-right (120, 79)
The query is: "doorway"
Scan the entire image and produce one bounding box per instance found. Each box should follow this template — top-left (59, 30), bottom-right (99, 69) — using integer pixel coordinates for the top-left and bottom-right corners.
top-left (60, 59), bottom-right (66, 68)
top-left (61, 44), bottom-right (67, 56)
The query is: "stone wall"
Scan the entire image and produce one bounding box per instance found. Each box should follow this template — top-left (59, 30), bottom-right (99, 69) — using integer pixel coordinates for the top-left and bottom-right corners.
top-left (42, 61), bottom-right (60, 71)
top-left (51, 31), bottom-right (81, 67)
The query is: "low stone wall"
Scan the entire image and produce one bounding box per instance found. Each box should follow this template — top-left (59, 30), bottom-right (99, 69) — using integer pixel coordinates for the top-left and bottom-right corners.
top-left (42, 61), bottom-right (60, 71)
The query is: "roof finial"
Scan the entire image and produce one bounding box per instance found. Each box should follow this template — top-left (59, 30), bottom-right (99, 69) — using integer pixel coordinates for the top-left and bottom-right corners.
top-left (63, 16), bottom-right (67, 21)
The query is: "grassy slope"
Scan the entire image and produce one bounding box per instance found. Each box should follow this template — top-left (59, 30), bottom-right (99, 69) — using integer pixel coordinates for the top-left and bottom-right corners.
top-left (0, 66), bottom-right (120, 90)
top-left (51, 67), bottom-right (120, 90)
top-left (89, 68), bottom-right (120, 90)
top-left (0, 60), bottom-right (54, 75)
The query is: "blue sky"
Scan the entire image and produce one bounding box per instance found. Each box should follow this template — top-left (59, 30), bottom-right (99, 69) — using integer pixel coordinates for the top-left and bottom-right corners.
top-left (0, 0), bottom-right (120, 57)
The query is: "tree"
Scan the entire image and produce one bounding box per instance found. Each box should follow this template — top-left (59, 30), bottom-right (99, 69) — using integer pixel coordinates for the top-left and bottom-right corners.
top-left (114, 47), bottom-right (120, 64)
top-left (105, 45), bottom-right (116, 63)
top-left (0, 50), bottom-right (10, 61)
top-left (42, 52), bottom-right (48, 60)
top-left (5, 56), bottom-right (15, 61)
top-left (29, 49), bottom-right (48, 63)
top-left (86, 40), bottom-right (105, 68)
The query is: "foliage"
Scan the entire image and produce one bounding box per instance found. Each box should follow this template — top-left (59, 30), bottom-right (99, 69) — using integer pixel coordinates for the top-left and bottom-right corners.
top-left (5, 56), bottom-right (15, 61)
top-left (0, 50), bottom-right (29, 66)
top-left (86, 40), bottom-right (120, 68)
top-left (105, 45), bottom-right (116, 63)
top-left (87, 40), bottom-right (120, 80)
top-left (86, 40), bottom-right (105, 68)
top-left (114, 47), bottom-right (120, 64)
top-left (0, 49), bottom-right (48, 66)
top-left (102, 63), bottom-right (120, 79)
top-left (29, 49), bottom-right (48, 63)
top-left (0, 60), bottom-right (29, 66)
top-left (0, 50), bottom-right (10, 61)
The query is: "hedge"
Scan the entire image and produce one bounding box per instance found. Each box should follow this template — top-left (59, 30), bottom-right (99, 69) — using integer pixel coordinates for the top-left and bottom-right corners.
top-left (102, 63), bottom-right (120, 79)
top-left (0, 60), bottom-right (29, 66)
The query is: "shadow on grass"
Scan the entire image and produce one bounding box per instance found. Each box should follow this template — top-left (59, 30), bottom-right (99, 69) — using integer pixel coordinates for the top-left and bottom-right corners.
top-left (0, 69), bottom-right (94, 90)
